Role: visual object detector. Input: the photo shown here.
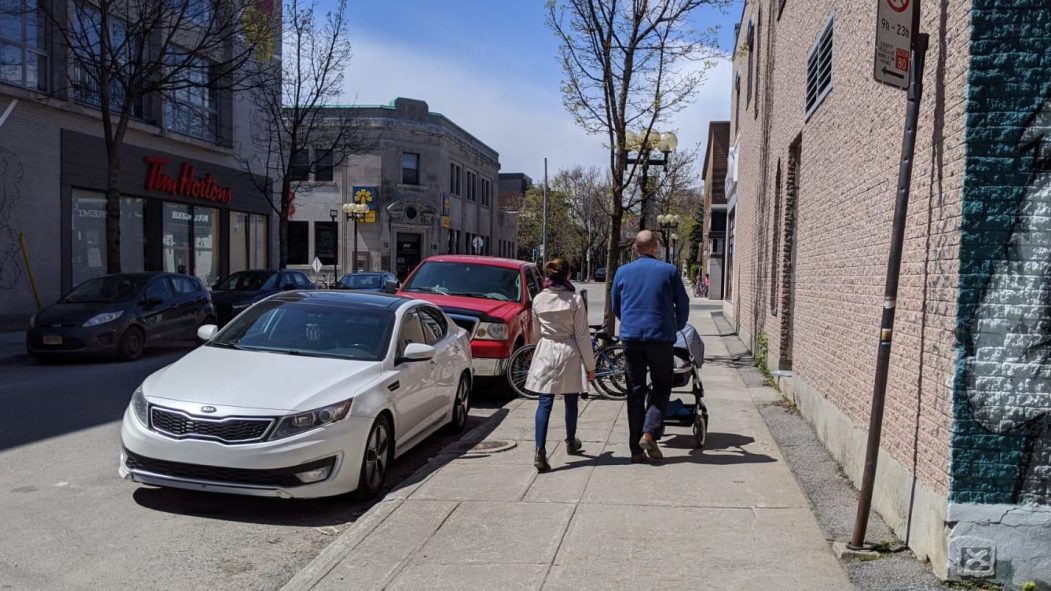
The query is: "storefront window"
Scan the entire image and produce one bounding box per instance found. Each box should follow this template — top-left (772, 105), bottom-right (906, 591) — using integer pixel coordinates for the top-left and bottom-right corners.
top-left (162, 202), bottom-right (191, 275)
top-left (314, 221), bottom-right (337, 266)
top-left (250, 213), bottom-right (267, 268)
top-left (230, 211), bottom-right (248, 274)
top-left (71, 190), bottom-right (144, 287)
top-left (193, 206), bottom-right (219, 286)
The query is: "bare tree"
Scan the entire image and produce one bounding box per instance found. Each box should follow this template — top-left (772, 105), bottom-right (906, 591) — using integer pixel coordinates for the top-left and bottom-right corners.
top-left (45, 0), bottom-right (271, 273)
top-left (547, 0), bottom-right (725, 331)
top-left (240, 0), bottom-right (373, 267)
top-left (555, 166), bottom-right (611, 280)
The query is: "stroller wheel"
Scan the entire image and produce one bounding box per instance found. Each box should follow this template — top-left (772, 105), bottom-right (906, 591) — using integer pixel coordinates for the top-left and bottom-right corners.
top-left (693, 414), bottom-right (707, 449)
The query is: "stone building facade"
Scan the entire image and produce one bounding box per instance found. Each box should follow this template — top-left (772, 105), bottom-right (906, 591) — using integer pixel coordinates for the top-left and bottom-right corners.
top-left (284, 98), bottom-right (518, 282)
top-left (700, 121), bottom-right (730, 300)
top-left (727, 0), bottom-right (1050, 586)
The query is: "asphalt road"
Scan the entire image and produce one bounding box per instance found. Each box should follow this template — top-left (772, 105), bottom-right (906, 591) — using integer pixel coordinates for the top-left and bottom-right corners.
top-left (0, 282), bottom-right (613, 591)
top-left (0, 343), bottom-right (506, 591)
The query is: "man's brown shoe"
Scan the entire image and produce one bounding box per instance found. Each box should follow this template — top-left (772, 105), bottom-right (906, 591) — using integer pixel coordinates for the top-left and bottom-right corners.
top-left (638, 434), bottom-right (663, 461)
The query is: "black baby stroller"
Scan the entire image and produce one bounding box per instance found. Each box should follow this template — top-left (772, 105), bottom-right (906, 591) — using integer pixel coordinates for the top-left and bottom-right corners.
top-left (662, 323), bottom-right (709, 448)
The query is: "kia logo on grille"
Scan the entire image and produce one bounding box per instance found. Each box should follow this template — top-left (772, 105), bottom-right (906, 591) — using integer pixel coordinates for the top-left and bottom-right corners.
top-left (200, 406), bottom-right (217, 413)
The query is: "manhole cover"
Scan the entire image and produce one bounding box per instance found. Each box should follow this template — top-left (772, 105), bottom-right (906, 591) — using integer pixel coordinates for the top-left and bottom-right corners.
top-left (447, 439), bottom-right (517, 454)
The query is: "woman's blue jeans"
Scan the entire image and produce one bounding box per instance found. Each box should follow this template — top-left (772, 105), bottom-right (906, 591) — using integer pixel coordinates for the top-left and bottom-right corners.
top-left (535, 394), bottom-right (579, 450)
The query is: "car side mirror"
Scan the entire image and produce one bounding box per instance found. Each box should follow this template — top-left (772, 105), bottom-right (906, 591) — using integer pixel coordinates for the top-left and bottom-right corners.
top-left (399, 342), bottom-right (435, 363)
top-left (197, 324), bottom-right (218, 341)
top-left (383, 279), bottom-right (398, 294)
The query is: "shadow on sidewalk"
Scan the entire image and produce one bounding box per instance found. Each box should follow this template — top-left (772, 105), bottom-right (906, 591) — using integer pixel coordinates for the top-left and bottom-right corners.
top-left (659, 432), bottom-right (777, 466)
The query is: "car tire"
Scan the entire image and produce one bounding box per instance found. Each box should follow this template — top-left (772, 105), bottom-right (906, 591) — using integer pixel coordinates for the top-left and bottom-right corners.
top-left (118, 326), bottom-right (145, 361)
top-left (356, 415), bottom-right (393, 500)
top-left (444, 374), bottom-right (471, 434)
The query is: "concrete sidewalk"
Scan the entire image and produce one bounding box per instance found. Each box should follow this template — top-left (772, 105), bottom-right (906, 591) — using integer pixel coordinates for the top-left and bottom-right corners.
top-left (282, 309), bottom-right (855, 591)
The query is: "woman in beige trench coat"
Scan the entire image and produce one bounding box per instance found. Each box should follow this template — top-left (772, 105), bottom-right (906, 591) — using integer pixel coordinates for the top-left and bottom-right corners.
top-left (525, 258), bottom-right (596, 472)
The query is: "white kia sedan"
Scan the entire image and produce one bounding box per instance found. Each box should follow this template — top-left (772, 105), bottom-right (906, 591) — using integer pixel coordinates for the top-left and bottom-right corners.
top-left (119, 291), bottom-right (472, 499)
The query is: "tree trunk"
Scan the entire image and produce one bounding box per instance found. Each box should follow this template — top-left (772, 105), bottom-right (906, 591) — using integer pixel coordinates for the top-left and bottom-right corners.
top-left (105, 150), bottom-right (122, 273)
top-left (278, 179), bottom-right (290, 267)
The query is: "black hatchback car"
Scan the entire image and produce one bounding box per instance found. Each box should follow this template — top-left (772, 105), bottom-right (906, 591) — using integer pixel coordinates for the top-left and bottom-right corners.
top-left (336, 271), bottom-right (399, 292)
top-left (210, 269), bottom-right (316, 325)
top-left (26, 273), bottom-right (215, 361)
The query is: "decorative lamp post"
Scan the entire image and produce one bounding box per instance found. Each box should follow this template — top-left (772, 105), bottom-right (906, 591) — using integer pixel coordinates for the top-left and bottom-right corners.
top-left (670, 232), bottom-right (679, 270)
top-left (657, 213), bottom-right (681, 263)
top-left (624, 130), bottom-right (678, 231)
top-left (342, 202), bottom-right (370, 273)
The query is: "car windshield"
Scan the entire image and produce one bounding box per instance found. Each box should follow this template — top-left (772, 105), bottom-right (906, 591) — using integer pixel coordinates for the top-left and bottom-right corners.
top-left (402, 262), bottom-right (521, 302)
top-left (210, 299), bottom-right (395, 361)
top-left (62, 275), bottom-right (148, 303)
top-left (214, 271), bottom-right (278, 291)
top-left (339, 274), bottom-right (385, 290)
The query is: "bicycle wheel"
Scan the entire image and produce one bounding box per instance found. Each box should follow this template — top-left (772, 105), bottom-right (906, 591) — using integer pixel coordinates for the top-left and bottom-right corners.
top-left (594, 344), bottom-right (628, 400)
top-left (505, 344), bottom-right (538, 399)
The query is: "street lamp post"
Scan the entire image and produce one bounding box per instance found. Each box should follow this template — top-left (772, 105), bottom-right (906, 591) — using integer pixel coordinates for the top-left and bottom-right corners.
top-left (342, 201), bottom-right (369, 274)
top-left (328, 209), bottom-right (339, 282)
top-left (625, 130), bottom-right (678, 231)
top-left (657, 213), bottom-right (681, 264)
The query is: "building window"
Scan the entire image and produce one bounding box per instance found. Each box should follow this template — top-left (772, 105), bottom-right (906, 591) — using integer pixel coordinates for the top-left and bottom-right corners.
top-left (449, 162), bottom-right (462, 195)
top-left (69, 7), bottom-right (148, 118)
top-left (165, 55), bottom-right (220, 142)
top-left (70, 191), bottom-right (144, 287)
top-left (745, 20), bottom-right (753, 107)
top-left (313, 150), bottom-right (333, 182)
top-left (287, 220), bottom-right (309, 265)
top-left (193, 206), bottom-right (220, 286)
top-left (466, 171), bottom-right (476, 201)
top-left (402, 152), bottom-right (419, 185)
top-left (314, 221), bottom-right (337, 266)
top-left (481, 178), bottom-right (491, 207)
top-left (289, 148), bottom-right (310, 181)
top-left (230, 212), bottom-right (267, 273)
top-left (0, 0), bottom-right (46, 91)
top-left (805, 15), bottom-right (833, 119)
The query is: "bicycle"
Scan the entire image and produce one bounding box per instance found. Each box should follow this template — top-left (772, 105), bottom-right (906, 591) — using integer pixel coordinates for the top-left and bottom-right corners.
top-left (504, 326), bottom-right (627, 400)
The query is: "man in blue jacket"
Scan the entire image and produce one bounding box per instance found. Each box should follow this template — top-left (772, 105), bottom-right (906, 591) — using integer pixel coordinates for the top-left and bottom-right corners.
top-left (611, 230), bottom-right (690, 462)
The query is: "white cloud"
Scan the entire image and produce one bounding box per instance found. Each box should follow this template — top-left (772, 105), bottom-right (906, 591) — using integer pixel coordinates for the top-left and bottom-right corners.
top-left (344, 34), bottom-right (732, 183)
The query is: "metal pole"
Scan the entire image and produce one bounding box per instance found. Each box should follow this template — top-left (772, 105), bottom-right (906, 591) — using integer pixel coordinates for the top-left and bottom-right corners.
top-left (848, 24), bottom-right (929, 550)
top-left (18, 231), bottom-right (41, 309)
top-left (639, 158), bottom-right (650, 231)
top-left (542, 157), bottom-right (548, 262)
top-left (352, 216), bottom-right (359, 274)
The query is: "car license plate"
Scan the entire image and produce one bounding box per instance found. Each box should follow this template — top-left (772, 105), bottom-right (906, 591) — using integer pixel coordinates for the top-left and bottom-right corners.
top-left (43, 335), bottom-right (62, 346)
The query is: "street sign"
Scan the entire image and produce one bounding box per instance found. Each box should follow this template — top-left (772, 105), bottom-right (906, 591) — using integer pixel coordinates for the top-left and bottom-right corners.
top-left (311, 256), bottom-right (322, 273)
top-left (873, 0), bottom-right (914, 89)
top-left (472, 236), bottom-right (484, 253)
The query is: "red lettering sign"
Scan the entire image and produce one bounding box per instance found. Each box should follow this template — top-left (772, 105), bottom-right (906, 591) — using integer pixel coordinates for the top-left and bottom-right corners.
top-left (144, 156), bottom-right (233, 204)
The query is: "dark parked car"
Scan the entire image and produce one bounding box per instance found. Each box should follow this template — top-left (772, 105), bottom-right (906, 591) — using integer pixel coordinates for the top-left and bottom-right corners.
top-left (210, 269), bottom-right (315, 325)
top-left (336, 271), bottom-right (399, 293)
top-left (594, 267), bottom-right (607, 282)
top-left (26, 272), bottom-right (215, 361)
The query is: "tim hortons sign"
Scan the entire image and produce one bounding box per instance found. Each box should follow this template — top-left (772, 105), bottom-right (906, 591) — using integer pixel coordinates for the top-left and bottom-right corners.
top-left (144, 156), bottom-right (233, 204)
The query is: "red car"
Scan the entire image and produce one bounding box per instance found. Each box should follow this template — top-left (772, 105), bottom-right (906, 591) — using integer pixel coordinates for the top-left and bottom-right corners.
top-left (398, 255), bottom-right (542, 388)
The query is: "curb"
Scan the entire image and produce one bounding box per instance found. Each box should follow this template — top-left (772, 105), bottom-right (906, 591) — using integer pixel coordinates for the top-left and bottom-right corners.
top-left (0, 353), bottom-right (29, 366)
top-left (279, 397), bottom-right (523, 591)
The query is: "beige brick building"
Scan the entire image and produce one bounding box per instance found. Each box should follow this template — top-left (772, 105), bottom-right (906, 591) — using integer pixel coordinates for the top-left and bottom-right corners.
top-left (726, 0), bottom-right (1050, 585)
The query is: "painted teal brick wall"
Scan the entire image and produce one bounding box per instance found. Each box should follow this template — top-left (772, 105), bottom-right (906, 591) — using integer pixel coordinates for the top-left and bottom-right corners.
top-left (954, 0), bottom-right (1051, 505)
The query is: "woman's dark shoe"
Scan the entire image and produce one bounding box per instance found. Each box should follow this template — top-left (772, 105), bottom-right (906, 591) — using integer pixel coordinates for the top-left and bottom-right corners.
top-left (534, 448), bottom-right (551, 472)
top-left (565, 437), bottom-right (584, 455)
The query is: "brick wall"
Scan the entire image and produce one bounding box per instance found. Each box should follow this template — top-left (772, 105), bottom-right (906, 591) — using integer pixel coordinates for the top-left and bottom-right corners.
top-left (728, 0), bottom-right (971, 504)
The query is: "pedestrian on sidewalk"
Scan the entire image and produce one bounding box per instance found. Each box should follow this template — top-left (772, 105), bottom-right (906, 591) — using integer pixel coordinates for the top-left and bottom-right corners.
top-left (703, 273), bottom-right (711, 298)
top-left (525, 258), bottom-right (596, 472)
top-left (611, 231), bottom-right (690, 463)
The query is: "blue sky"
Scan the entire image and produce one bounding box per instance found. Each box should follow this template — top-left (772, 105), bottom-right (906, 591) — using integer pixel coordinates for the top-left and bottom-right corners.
top-left (337, 0), bottom-right (742, 181)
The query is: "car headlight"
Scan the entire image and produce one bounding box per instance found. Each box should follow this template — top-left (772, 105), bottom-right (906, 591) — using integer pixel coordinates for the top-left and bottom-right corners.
top-left (83, 311), bottom-right (123, 327)
top-left (130, 386), bottom-right (149, 426)
top-left (269, 399), bottom-right (352, 440)
top-left (475, 322), bottom-right (509, 341)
